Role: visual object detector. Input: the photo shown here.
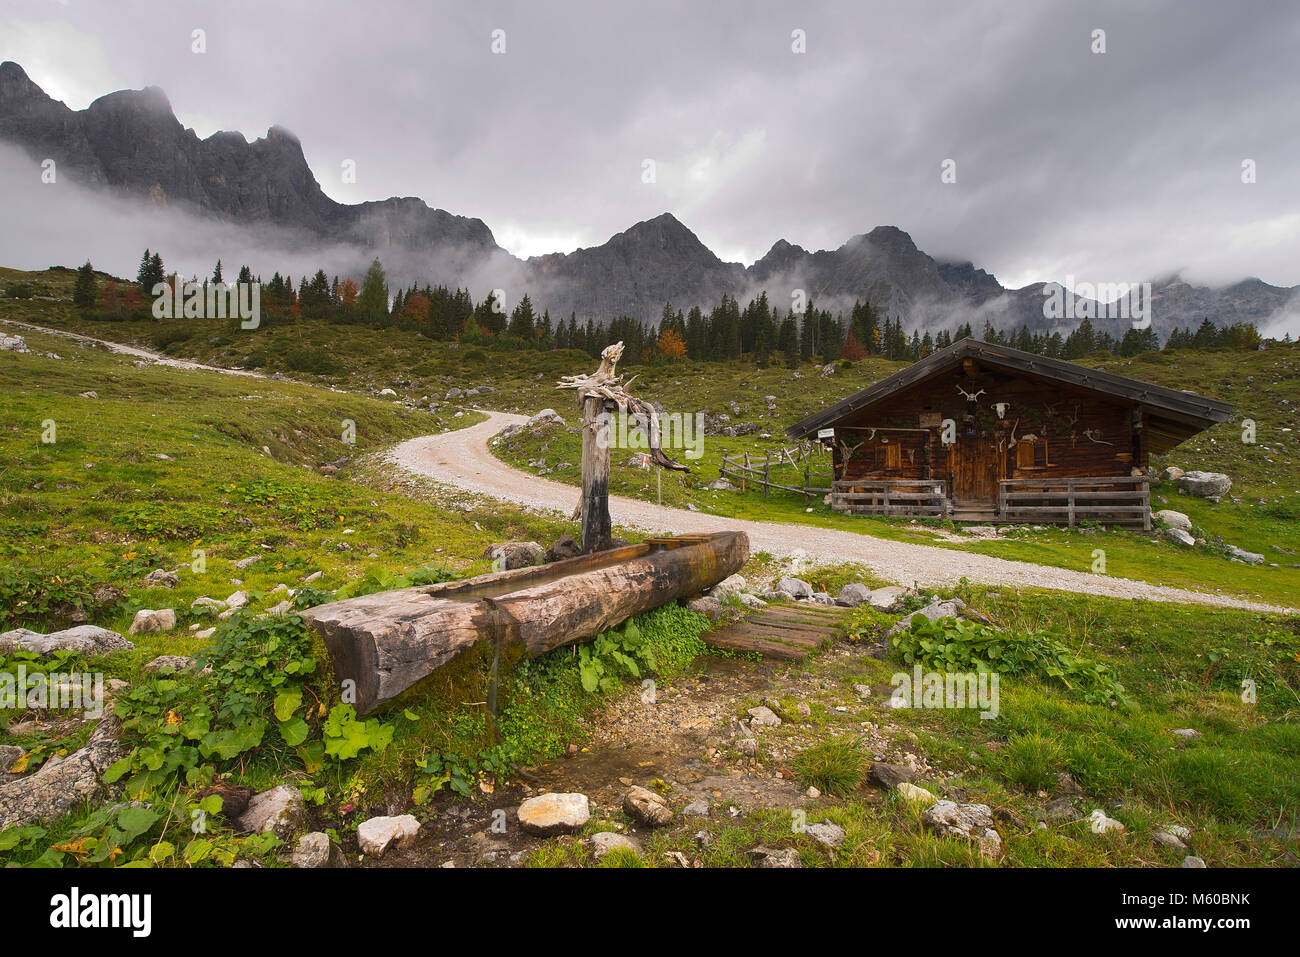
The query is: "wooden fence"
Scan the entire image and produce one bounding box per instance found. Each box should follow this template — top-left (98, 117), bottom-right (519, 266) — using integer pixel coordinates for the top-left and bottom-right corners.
top-left (998, 475), bottom-right (1151, 529)
top-left (718, 447), bottom-right (833, 504)
top-left (830, 479), bottom-right (950, 517)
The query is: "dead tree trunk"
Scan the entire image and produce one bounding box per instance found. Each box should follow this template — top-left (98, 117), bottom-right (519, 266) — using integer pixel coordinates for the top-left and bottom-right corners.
top-left (580, 394), bottom-right (613, 553)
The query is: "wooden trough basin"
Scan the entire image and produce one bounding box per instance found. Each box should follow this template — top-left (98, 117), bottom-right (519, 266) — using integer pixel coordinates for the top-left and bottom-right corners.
top-left (300, 531), bottom-right (749, 715)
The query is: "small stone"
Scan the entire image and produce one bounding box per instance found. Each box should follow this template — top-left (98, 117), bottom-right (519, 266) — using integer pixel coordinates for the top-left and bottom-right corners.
top-left (292, 831), bottom-right (347, 868)
top-left (623, 786), bottom-right (673, 828)
top-left (804, 821), bottom-right (846, 848)
top-left (747, 706), bottom-right (782, 728)
top-left (1181, 855), bottom-right (1207, 868)
top-left (1169, 728), bottom-right (1202, 739)
top-left (1087, 809), bottom-right (1125, 834)
top-left (236, 785), bottom-right (306, 839)
top-left (897, 782), bottom-right (937, 805)
top-left (869, 763), bottom-right (915, 790)
top-left (746, 845), bottom-right (802, 868)
top-left (1153, 830), bottom-right (1189, 851)
top-left (589, 831), bottom-right (639, 859)
top-left (682, 798), bottom-right (710, 818)
top-left (357, 815), bottom-right (421, 856)
top-left (806, 786), bottom-right (820, 799)
top-left (224, 590), bottom-right (250, 610)
top-left (775, 577), bottom-right (813, 599)
top-left (922, 801), bottom-right (1001, 857)
top-left (144, 654), bottom-right (194, 674)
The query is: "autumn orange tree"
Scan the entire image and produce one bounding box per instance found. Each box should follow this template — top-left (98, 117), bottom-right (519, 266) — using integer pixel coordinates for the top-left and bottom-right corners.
top-left (842, 331), bottom-right (868, 361)
top-left (339, 278), bottom-right (359, 307)
top-left (656, 326), bottom-right (687, 361)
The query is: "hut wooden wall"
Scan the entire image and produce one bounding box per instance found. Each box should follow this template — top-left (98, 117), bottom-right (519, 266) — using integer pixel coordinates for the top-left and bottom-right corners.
top-left (832, 364), bottom-right (1143, 492)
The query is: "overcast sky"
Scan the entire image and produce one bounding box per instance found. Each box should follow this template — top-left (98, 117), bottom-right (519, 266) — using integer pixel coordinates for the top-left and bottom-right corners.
top-left (2, 0), bottom-right (1298, 290)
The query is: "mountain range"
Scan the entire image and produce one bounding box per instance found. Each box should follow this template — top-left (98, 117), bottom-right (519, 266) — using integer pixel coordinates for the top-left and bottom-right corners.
top-left (2, 60), bottom-right (1296, 338)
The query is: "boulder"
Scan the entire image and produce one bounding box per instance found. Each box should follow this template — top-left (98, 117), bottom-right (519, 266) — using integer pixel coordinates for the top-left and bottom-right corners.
top-left (517, 792), bottom-right (590, 835)
top-left (1164, 527), bottom-right (1195, 547)
top-left (922, 801), bottom-right (1001, 856)
top-left (623, 786), bottom-right (673, 828)
top-left (0, 714), bottom-right (126, 829)
top-left (0, 625), bottom-right (132, 656)
top-left (225, 590), bottom-right (250, 610)
top-left (836, 583), bottom-right (872, 607)
top-left (776, 577), bottom-right (814, 599)
top-left (1154, 509), bottom-right (1192, 531)
top-left (707, 478), bottom-right (738, 491)
top-left (1161, 466), bottom-right (1185, 483)
top-left (128, 608), bottom-right (176, 635)
top-left (292, 831), bottom-right (348, 868)
top-left (482, 541), bottom-right (546, 570)
top-left (237, 785), bottom-right (306, 839)
top-left (739, 593), bottom-right (767, 610)
top-left (1177, 471), bottom-right (1231, 502)
top-left (357, 814), bottom-right (421, 856)
top-left (1225, 545), bottom-right (1264, 565)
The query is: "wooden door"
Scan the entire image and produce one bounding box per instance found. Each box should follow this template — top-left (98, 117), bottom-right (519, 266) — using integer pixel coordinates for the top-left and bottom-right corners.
top-left (952, 435), bottom-right (998, 503)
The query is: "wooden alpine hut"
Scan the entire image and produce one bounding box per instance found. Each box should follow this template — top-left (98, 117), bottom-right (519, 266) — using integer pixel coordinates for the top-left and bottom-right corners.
top-left (786, 338), bottom-right (1232, 527)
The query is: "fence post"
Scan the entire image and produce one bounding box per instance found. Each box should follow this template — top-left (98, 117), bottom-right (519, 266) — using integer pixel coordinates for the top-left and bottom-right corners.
top-left (742, 452), bottom-right (749, 494)
top-left (763, 458), bottom-right (770, 500)
top-left (804, 463), bottom-right (810, 504)
top-left (1067, 478), bottom-right (1075, 528)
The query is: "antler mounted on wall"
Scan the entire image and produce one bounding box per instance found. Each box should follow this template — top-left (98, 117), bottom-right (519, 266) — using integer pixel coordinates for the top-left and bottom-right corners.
top-left (956, 384), bottom-right (986, 402)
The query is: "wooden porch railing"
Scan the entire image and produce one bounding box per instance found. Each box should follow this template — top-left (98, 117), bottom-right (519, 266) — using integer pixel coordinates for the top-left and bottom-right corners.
top-left (830, 479), bottom-right (950, 517)
top-left (998, 475), bottom-right (1151, 529)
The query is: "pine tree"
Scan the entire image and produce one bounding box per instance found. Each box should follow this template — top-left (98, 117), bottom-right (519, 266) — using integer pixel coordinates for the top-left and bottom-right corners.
top-left (74, 261), bottom-right (97, 310)
top-left (357, 258), bottom-right (388, 325)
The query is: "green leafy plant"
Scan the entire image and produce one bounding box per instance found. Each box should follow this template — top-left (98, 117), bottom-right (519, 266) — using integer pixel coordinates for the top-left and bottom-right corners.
top-left (892, 615), bottom-right (1132, 706)
top-left (577, 620), bottom-right (654, 693)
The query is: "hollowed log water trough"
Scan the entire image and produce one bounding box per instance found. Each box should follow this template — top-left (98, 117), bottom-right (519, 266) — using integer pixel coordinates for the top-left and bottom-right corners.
top-left (301, 530), bottom-right (749, 715)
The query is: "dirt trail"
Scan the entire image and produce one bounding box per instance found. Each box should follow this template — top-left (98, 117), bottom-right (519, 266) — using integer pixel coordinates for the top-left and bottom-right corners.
top-left (389, 410), bottom-right (1292, 613)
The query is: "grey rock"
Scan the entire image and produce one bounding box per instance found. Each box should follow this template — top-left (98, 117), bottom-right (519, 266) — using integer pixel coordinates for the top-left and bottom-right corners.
top-left (869, 763), bottom-right (915, 790)
top-left (481, 541), bottom-right (546, 569)
top-left (0, 625), bottom-right (133, 656)
top-left (687, 595), bottom-right (724, 619)
top-left (682, 798), bottom-right (710, 818)
top-left (128, 608), bottom-right (176, 634)
top-left (589, 831), bottom-right (640, 859)
top-left (190, 596), bottom-right (227, 614)
top-left (804, 821), bottom-right (846, 848)
top-left (232, 555), bottom-right (262, 570)
top-left (1225, 545), bottom-right (1264, 565)
top-left (0, 714), bottom-right (126, 829)
top-left (776, 577), bottom-right (813, 599)
top-left (747, 845), bottom-right (802, 868)
top-left (1152, 830), bottom-right (1189, 851)
top-left (922, 801), bottom-right (1001, 856)
top-left (546, 534), bottom-right (582, 562)
top-left (526, 408), bottom-right (566, 429)
top-left (1164, 527), bottom-right (1195, 547)
top-left (237, 785), bottom-right (306, 840)
top-left (356, 814), bottom-right (421, 856)
top-left (140, 568), bottom-right (179, 588)
top-left (292, 831), bottom-right (347, 868)
top-left (747, 706), bottom-right (782, 728)
top-left (836, 583), bottom-right (872, 607)
top-left (143, 654), bottom-right (195, 674)
top-left (1181, 856), bottom-right (1207, 868)
top-left (1038, 797), bottom-right (1082, 823)
top-left (1177, 470), bottom-right (1231, 502)
top-left (1153, 509), bottom-right (1192, 531)
top-left (709, 574), bottom-right (748, 602)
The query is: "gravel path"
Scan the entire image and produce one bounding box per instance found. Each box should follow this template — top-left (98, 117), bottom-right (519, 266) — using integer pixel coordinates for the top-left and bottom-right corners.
top-left (389, 410), bottom-right (1292, 614)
